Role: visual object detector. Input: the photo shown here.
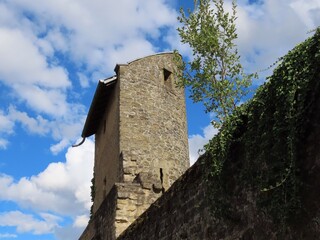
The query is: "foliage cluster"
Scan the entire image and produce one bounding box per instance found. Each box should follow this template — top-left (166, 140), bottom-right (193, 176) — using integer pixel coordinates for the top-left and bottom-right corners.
top-left (176, 0), bottom-right (255, 127)
top-left (90, 176), bottom-right (95, 219)
top-left (204, 29), bottom-right (320, 232)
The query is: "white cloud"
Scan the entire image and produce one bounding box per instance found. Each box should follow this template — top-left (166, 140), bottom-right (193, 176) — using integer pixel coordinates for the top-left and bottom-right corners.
top-left (77, 73), bottom-right (90, 88)
top-left (0, 139), bottom-right (94, 218)
top-left (12, 85), bottom-right (68, 117)
top-left (0, 138), bottom-right (9, 150)
top-left (0, 139), bottom-right (94, 238)
top-left (290, 0), bottom-right (320, 29)
top-left (12, 104), bottom-right (85, 150)
top-left (188, 124), bottom-right (218, 165)
top-left (0, 233), bottom-right (17, 238)
top-left (49, 114), bottom-right (86, 153)
top-left (54, 225), bottom-right (84, 240)
top-left (3, 106), bottom-right (84, 154)
top-left (0, 28), bottom-right (70, 88)
top-left (8, 106), bottom-right (50, 136)
top-left (235, 0), bottom-right (320, 76)
top-left (0, 0), bottom-right (180, 150)
top-left (0, 110), bottom-right (14, 150)
top-left (73, 214), bottom-right (90, 228)
top-left (0, 22), bottom-right (74, 149)
top-left (177, 0), bottom-right (320, 78)
top-left (0, 211), bottom-right (61, 235)
top-left (50, 139), bottom-right (71, 155)
top-left (0, 110), bottom-right (14, 134)
top-left (164, 27), bottom-right (192, 57)
top-left (7, 0), bottom-right (177, 74)
top-left (107, 38), bottom-right (156, 68)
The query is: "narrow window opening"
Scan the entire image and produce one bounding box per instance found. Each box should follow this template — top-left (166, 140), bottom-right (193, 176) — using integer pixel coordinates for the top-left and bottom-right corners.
top-left (160, 168), bottom-right (165, 193)
top-left (163, 68), bottom-right (172, 81)
top-left (160, 168), bottom-right (163, 184)
top-left (103, 177), bottom-right (107, 196)
top-left (103, 120), bottom-right (106, 133)
top-left (119, 152), bottom-right (124, 182)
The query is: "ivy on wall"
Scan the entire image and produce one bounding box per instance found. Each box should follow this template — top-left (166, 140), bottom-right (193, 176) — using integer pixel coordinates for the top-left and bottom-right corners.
top-left (90, 176), bottom-right (95, 219)
top-left (205, 29), bottom-right (320, 232)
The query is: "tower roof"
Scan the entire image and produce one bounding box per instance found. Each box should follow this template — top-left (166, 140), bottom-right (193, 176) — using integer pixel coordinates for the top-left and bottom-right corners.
top-left (81, 76), bottom-right (117, 138)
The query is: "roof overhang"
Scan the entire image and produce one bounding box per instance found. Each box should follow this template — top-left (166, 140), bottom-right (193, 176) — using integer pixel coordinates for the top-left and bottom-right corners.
top-left (81, 76), bottom-right (117, 138)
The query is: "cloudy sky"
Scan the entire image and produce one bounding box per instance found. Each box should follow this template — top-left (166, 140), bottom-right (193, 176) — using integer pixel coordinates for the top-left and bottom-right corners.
top-left (0, 0), bottom-right (319, 239)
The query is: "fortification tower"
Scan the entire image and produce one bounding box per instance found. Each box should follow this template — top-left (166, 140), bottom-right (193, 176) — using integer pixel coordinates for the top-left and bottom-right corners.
top-left (78, 53), bottom-right (189, 239)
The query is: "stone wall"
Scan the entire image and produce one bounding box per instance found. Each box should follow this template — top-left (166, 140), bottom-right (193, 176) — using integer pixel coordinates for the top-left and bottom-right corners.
top-left (80, 37), bottom-right (320, 239)
top-left (117, 157), bottom-right (215, 240)
top-left (80, 181), bottom-right (162, 240)
top-left (93, 81), bottom-right (120, 213)
top-left (118, 123), bottom-right (320, 240)
top-left (116, 44), bottom-right (320, 239)
top-left (117, 157), bottom-right (265, 239)
top-left (115, 182), bottom-right (162, 236)
top-left (80, 186), bottom-right (117, 240)
top-left (93, 53), bottom-right (189, 214)
top-left (117, 53), bottom-right (189, 190)
top-left (80, 53), bottom-right (190, 239)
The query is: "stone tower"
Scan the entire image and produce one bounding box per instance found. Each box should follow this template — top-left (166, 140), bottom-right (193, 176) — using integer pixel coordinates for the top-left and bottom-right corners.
top-left (79, 53), bottom-right (189, 239)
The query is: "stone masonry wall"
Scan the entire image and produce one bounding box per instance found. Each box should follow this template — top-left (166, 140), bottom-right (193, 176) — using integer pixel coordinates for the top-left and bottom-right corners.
top-left (79, 181), bottom-right (162, 240)
top-left (115, 183), bottom-right (162, 236)
top-left (117, 157), bottom-right (215, 240)
top-left (81, 43), bottom-right (320, 239)
top-left (118, 129), bottom-right (320, 240)
top-left (80, 186), bottom-right (117, 240)
top-left (93, 81), bottom-right (120, 213)
top-left (80, 53), bottom-right (190, 239)
top-left (117, 66), bottom-right (320, 239)
top-left (117, 53), bottom-right (189, 190)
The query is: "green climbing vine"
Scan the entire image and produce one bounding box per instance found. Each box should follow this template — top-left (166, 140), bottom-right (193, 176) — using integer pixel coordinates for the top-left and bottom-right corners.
top-left (90, 176), bottom-right (95, 219)
top-left (204, 28), bottom-right (320, 232)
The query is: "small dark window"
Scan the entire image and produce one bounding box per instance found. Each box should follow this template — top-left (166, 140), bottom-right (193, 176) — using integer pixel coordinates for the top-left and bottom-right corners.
top-left (103, 177), bottom-right (107, 196)
top-left (163, 68), bottom-right (173, 91)
top-left (160, 168), bottom-right (163, 185)
top-left (159, 168), bottom-right (165, 193)
top-left (163, 68), bottom-right (172, 81)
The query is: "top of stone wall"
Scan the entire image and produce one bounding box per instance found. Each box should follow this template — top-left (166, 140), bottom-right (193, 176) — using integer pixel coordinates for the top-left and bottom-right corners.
top-left (128, 52), bottom-right (174, 64)
top-left (114, 52), bottom-right (176, 73)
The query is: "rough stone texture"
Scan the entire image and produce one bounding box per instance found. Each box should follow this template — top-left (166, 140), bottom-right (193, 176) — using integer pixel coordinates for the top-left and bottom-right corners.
top-left (80, 183), bottom-right (162, 240)
top-left (118, 119), bottom-right (320, 240)
top-left (93, 82), bottom-right (120, 213)
top-left (115, 183), bottom-right (162, 237)
top-left (80, 186), bottom-right (117, 240)
top-left (116, 71), bottom-right (320, 239)
top-left (117, 53), bottom-right (189, 189)
top-left (117, 157), bottom-right (215, 240)
top-left (80, 51), bottom-right (320, 240)
top-left (79, 53), bottom-right (189, 239)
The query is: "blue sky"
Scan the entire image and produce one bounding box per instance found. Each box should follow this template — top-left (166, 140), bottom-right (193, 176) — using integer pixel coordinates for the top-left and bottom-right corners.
top-left (0, 0), bottom-right (319, 239)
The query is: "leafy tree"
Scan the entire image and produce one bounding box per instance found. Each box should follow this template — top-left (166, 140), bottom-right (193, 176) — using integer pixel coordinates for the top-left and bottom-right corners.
top-left (175, 0), bottom-right (256, 127)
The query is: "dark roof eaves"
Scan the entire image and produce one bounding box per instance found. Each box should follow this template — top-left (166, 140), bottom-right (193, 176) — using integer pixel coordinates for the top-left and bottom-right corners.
top-left (81, 76), bottom-right (117, 138)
